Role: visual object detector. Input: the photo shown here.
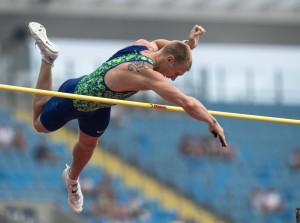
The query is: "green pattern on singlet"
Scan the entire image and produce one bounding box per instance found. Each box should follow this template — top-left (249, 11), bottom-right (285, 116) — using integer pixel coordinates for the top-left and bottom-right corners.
top-left (73, 50), bottom-right (154, 112)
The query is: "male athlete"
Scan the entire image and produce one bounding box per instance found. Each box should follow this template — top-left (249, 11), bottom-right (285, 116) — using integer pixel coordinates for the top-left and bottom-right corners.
top-left (28, 22), bottom-right (227, 214)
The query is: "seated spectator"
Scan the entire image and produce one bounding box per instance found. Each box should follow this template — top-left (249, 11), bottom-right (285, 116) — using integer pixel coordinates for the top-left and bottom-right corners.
top-left (289, 148), bottom-right (300, 170)
top-left (0, 123), bottom-right (14, 149)
top-left (34, 137), bottom-right (61, 163)
top-left (250, 187), bottom-right (284, 214)
top-left (179, 134), bottom-right (204, 157)
top-left (86, 175), bottom-right (149, 222)
top-left (179, 132), bottom-right (237, 159)
top-left (12, 126), bottom-right (27, 151)
top-left (250, 187), bottom-right (264, 214)
top-left (261, 188), bottom-right (284, 212)
top-left (80, 175), bottom-right (97, 196)
top-left (125, 193), bottom-right (150, 221)
top-left (96, 175), bottom-right (117, 201)
top-left (86, 174), bottom-right (116, 218)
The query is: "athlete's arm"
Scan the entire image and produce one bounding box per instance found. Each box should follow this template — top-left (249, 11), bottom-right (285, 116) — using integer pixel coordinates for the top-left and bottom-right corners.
top-left (185, 25), bottom-right (206, 50)
top-left (152, 80), bottom-right (214, 124)
top-left (149, 25), bottom-right (206, 51)
top-left (150, 39), bottom-right (170, 51)
top-left (131, 25), bottom-right (206, 52)
top-left (142, 71), bottom-right (227, 147)
top-left (129, 39), bottom-right (166, 52)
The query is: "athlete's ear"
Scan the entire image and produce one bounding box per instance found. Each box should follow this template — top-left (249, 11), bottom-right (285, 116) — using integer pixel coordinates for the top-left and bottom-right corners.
top-left (165, 55), bottom-right (175, 63)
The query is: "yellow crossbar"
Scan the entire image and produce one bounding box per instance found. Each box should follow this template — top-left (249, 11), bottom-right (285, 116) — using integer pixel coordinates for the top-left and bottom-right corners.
top-left (1, 83), bottom-right (300, 125)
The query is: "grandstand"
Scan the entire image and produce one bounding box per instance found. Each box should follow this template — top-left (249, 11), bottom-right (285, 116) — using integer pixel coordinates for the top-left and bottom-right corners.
top-left (0, 103), bottom-right (299, 222)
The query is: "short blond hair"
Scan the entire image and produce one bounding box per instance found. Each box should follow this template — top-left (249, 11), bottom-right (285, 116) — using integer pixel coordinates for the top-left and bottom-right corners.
top-left (161, 41), bottom-right (192, 70)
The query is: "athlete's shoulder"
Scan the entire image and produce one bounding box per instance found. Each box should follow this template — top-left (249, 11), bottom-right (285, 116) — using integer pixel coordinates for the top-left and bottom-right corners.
top-left (135, 39), bottom-right (156, 52)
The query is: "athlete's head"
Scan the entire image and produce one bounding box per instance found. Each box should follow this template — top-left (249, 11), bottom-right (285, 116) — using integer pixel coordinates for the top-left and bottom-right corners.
top-left (158, 41), bottom-right (192, 81)
top-left (161, 41), bottom-right (192, 69)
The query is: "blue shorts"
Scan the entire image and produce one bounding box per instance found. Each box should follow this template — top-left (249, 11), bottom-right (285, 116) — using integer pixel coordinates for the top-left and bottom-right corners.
top-left (40, 77), bottom-right (111, 137)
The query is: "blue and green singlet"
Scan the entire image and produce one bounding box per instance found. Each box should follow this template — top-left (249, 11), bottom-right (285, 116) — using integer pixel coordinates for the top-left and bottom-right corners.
top-left (73, 45), bottom-right (154, 112)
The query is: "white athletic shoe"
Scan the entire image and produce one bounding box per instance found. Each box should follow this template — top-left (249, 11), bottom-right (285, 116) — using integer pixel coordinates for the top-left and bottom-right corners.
top-left (62, 164), bottom-right (83, 214)
top-left (28, 22), bottom-right (59, 64)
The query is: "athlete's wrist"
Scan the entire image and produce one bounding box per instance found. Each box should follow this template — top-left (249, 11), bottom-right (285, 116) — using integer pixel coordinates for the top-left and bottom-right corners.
top-left (182, 39), bottom-right (195, 50)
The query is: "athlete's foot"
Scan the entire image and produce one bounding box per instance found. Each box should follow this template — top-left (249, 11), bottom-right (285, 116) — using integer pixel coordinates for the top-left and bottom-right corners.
top-left (28, 22), bottom-right (59, 65)
top-left (62, 164), bottom-right (83, 214)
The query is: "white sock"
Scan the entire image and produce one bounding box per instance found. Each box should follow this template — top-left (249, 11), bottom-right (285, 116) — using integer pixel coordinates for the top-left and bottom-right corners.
top-left (42, 56), bottom-right (53, 65)
top-left (67, 173), bottom-right (79, 185)
top-left (41, 55), bottom-right (55, 67)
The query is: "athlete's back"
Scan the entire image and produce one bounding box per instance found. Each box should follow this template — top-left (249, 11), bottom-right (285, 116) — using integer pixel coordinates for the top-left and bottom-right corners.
top-left (73, 44), bottom-right (155, 111)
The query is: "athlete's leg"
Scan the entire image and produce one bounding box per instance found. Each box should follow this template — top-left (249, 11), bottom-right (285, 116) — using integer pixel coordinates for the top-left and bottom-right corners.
top-left (69, 130), bottom-right (99, 180)
top-left (62, 107), bottom-right (111, 214)
top-left (62, 130), bottom-right (99, 214)
top-left (33, 61), bottom-right (54, 132)
top-left (28, 22), bottom-right (59, 132)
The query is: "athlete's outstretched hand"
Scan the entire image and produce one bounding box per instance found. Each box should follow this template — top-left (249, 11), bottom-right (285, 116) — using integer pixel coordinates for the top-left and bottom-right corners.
top-left (187, 25), bottom-right (206, 50)
top-left (209, 121), bottom-right (227, 147)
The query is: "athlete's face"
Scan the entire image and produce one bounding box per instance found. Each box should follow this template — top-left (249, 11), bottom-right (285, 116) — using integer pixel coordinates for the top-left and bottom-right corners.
top-left (159, 56), bottom-right (189, 81)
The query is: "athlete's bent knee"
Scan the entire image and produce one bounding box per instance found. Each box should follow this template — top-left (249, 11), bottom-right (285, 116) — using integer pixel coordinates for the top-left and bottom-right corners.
top-left (33, 120), bottom-right (50, 133)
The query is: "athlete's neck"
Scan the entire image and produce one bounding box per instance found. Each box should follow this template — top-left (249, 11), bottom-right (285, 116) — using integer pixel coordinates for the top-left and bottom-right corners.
top-left (152, 51), bottom-right (161, 71)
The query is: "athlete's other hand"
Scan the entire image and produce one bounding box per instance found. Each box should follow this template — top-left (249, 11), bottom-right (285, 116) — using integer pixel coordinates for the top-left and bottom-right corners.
top-left (209, 122), bottom-right (227, 147)
top-left (188, 25), bottom-right (206, 50)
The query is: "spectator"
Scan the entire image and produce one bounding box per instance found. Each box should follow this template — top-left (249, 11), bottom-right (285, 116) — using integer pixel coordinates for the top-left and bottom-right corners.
top-left (34, 137), bottom-right (60, 163)
top-left (96, 175), bottom-right (116, 201)
top-left (80, 175), bottom-right (97, 196)
top-left (250, 187), bottom-right (284, 214)
top-left (179, 134), bottom-right (203, 157)
top-left (125, 193), bottom-right (150, 221)
top-left (0, 123), bottom-right (14, 149)
top-left (289, 148), bottom-right (300, 170)
top-left (86, 174), bottom-right (116, 218)
top-left (179, 132), bottom-right (237, 159)
top-left (86, 175), bottom-right (150, 222)
top-left (12, 126), bottom-right (27, 151)
top-left (261, 188), bottom-right (284, 212)
top-left (250, 187), bottom-right (264, 214)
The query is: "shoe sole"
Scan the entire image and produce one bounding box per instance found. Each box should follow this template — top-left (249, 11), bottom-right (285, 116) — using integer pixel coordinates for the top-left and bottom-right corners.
top-left (28, 22), bottom-right (59, 54)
